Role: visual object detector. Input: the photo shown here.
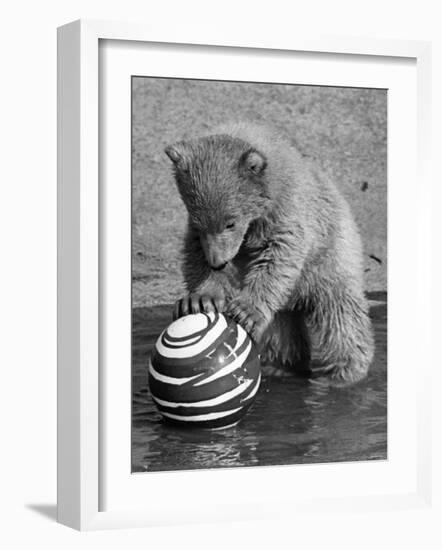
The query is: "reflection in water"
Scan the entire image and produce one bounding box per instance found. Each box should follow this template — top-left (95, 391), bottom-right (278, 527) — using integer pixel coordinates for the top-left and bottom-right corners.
top-left (132, 293), bottom-right (387, 472)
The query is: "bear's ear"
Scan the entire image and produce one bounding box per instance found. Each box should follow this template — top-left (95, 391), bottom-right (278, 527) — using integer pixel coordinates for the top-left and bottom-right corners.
top-left (164, 142), bottom-right (190, 172)
top-left (240, 148), bottom-right (267, 176)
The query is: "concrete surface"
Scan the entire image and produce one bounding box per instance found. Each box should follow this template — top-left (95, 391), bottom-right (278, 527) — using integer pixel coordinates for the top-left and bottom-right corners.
top-left (132, 77), bottom-right (387, 307)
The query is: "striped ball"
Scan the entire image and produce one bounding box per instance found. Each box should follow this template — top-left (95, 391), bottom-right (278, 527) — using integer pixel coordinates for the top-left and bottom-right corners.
top-left (149, 312), bottom-right (261, 429)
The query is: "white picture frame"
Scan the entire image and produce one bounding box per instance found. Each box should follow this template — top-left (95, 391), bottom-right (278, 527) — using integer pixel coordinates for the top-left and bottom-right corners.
top-left (57, 19), bottom-right (432, 531)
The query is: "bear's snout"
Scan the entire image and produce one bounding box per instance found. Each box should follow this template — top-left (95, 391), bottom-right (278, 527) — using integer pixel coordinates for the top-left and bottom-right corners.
top-left (200, 233), bottom-right (231, 269)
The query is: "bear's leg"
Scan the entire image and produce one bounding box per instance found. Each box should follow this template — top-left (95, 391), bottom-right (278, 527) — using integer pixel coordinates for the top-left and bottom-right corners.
top-left (259, 310), bottom-right (311, 376)
top-left (306, 285), bottom-right (374, 385)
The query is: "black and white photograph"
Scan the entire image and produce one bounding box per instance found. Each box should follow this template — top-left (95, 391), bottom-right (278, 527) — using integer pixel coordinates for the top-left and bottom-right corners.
top-left (3, 0), bottom-right (439, 543)
top-left (131, 77), bottom-right (387, 473)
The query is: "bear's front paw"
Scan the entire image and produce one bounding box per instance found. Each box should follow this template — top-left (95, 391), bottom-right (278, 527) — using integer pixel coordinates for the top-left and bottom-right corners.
top-left (173, 293), bottom-right (225, 320)
top-left (226, 296), bottom-right (269, 342)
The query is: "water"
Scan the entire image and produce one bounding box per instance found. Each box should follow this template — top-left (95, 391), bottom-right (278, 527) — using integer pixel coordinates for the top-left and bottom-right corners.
top-left (132, 292), bottom-right (387, 472)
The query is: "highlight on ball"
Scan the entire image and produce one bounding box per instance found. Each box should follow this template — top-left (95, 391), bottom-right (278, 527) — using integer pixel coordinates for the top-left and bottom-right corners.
top-left (148, 312), bottom-right (261, 429)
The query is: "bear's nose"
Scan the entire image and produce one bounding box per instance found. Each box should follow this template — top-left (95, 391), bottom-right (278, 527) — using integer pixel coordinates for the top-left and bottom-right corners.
top-left (211, 261), bottom-right (228, 271)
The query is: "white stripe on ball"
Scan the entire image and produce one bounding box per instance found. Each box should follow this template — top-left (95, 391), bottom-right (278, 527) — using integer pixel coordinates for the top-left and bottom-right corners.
top-left (163, 334), bottom-right (201, 347)
top-left (241, 373), bottom-right (261, 401)
top-left (193, 340), bottom-right (252, 386)
top-left (152, 376), bottom-right (256, 408)
top-left (161, 407), bottom-right (242, 422)
top-left (167, 312), bottom-right (209, 338)
top-left (223, 323), bottom-right (248, 357)
top-left (156, 314), bottom-right (228, 359)
top-left (148, 360), bottom-right (203, 385)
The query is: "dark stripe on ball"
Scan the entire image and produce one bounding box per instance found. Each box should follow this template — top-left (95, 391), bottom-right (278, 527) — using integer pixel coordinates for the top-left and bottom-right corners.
top-left (149, 346), bottom-right (260, 403)
top-left (151, 319), bottom-right (242, 374)
top-left (161, 312), bottom-right (217, 345)
top-left (151, 374), bottom-right (261, 417)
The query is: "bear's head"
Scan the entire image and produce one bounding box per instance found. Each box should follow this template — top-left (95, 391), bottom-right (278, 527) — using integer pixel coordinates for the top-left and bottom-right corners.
top-left (165, 134), bottom-right (270, 270)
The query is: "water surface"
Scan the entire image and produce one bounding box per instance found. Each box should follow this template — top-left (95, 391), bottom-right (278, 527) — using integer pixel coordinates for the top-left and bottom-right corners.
top-left (132, 292), bottom-right (387, 472)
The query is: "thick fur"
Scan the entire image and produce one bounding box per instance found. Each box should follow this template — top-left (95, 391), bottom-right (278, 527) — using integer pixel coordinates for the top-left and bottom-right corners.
top-left (165, 123), bottom-right (374, 384)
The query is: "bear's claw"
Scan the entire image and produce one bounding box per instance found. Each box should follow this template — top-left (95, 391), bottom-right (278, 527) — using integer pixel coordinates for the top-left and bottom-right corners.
top-left (226, 296), bottom-right (268, 342)
top-left (173, 293), bottom-right (225, 320)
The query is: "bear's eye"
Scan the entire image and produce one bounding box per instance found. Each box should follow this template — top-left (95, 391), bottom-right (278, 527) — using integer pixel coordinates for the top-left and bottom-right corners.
top-left (225, 221), bottom-right (235, 230)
